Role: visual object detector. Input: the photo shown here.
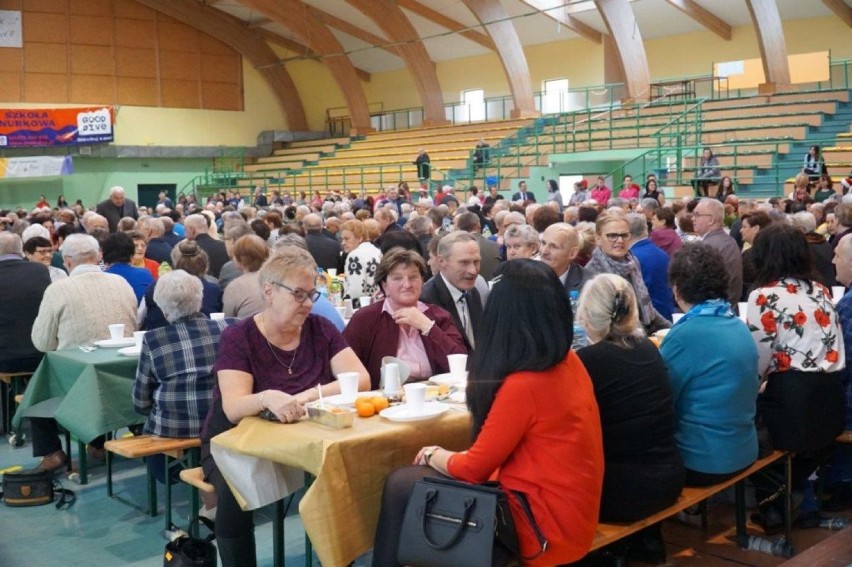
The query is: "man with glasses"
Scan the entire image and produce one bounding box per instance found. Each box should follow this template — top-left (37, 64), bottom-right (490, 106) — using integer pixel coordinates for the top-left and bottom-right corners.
top-left (693, 198), bottom-right (742, 305)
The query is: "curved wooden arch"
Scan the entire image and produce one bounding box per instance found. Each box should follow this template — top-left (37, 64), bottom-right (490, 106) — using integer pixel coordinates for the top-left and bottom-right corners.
top-left (240, 0), bottom-right (372, 134)
top-left (135, 0), bottom-right (308, 131)
top-left (462, 0), bottom-right (537, 118)
top-left (345, 0), bottom-right (448, 126)
top-left (596, 0), bottom-right (651, 101)
top-left (746, 0), bottom-right (791, 91)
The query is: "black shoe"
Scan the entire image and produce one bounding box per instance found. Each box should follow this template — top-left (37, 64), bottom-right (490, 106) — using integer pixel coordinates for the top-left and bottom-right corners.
top-left (626, 526), bottom-right (667, 565)
top-left (751, 505), bottom-right (784, 535)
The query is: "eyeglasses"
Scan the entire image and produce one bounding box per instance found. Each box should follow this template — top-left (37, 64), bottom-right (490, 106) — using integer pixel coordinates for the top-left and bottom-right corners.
top-left (33, 248), bottom-right (53, 255)
top-left (604, 232), bottom-right (630, 243)
top-left (272, 282), bottom-right (321, 304)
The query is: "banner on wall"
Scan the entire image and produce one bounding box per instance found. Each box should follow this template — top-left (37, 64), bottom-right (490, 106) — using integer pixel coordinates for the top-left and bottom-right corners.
top-left (0, 106), bottom-right (114, 148)
top-left (0, 156), bottom-right (73, 178)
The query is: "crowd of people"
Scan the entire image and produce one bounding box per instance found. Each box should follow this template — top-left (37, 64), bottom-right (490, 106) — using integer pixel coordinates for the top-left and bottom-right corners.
top-left (4, 171), bottom-right (852, 566)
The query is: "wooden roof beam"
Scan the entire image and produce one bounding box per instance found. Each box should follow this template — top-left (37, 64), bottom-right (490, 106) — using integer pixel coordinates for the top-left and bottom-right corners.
top-left (517, 0), bottom-right (602, 44)
top-left (823, 0), bottom-right (852, 29)
top-left (394, 0), bottom-right (495, 50)
top-left (664, 0), bottom-right (732, 40)
top-left (256, 29), bottom-right (372, 82)
top-left (305, 6), bottom-right (399, 56)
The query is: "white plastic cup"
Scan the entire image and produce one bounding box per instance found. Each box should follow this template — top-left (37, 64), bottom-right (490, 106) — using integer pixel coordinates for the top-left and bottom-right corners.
top-left (108, 324), bottom-right (125, 341)
top-left (327, 268), bottom-right (337, 277)
top-left (737, 302), bottom-right (748, 323)
top-left (359, 296), bottom-right (372, 307)
top-left (336, 372), bottom-right (360, 402)
top-left (343, 298), bottom-right (354, 318)
top-left (671, 313), bottom-right (684, 324)
top-left (383, 363), bottom-right (402, 395)
top-left (832, 286), bottom-right (845, 303)
top-left (447, 354), bottom-right (468, 381)
top-left (404, 383), bottom-right (427, 415)
top-left (133, 331), bottom-right (146, 349)
top-left (336, 306), bottom-right (347, 321)
top-left (210, 312), bottom-right (225, 321)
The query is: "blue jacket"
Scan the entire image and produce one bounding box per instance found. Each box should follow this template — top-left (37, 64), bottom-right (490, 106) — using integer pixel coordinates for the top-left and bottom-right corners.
top-left (660, 308), bottom-right (759, 474)
top-left (631, 238), bottom-right (674, 320)
top-left (106, 262), bottom-right (154, 304)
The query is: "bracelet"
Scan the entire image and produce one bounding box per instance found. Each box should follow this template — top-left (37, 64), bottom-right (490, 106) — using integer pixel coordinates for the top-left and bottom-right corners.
top-left (424, 446), bottom-right (437, 465)
top-left (259, 391), bottom-right (267, 411)
top-left (421, 320), bottom-right (435, 336)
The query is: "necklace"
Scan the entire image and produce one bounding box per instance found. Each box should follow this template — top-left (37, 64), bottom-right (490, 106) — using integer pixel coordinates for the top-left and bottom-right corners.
top-left (261, 314), bottom-right (300, 375)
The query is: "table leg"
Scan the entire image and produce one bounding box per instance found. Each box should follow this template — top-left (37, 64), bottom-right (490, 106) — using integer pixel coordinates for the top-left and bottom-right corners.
top-left (164, 455), bottom-right (172, 529)
top-left (304, 472), bottom-right (314, 567)
top-left (784, 454), bottom-right (793, 545)
top-left (273, 498), bottom-right (285, 567)
top-left (78, 441), bottom-right (88, 485)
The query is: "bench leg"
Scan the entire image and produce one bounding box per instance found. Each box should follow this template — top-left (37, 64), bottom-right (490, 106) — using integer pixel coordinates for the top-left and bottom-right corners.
top-left (164, 456), bottom-right (172, 528)
top-left (148, 459), bottom-right (158, 517)
top-left (273, 498), bottom-right (285, 567)
top-left (189, 486), bottom-right (200, 538)
top-left (784, 453), bottom-right (793, 545)
top-left (78, 441), bottom-right (88, 485)
top-left (105, 445), bottom-right (113, 496)
top-left (735, 480), bottom-right (748, 547)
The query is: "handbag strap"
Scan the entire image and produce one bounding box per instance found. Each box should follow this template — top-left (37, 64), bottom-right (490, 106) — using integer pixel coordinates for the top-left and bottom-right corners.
top-left (421, 489), bottom-right (477, 551)
top-left (509, 490), bottom-right (548, 560)
top-left (52, 480), bottom-right (75, 510)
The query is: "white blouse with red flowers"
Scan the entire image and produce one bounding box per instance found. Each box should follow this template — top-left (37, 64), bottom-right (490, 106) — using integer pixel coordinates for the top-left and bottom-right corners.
top-left (747, 278), bottom-right (845, 377)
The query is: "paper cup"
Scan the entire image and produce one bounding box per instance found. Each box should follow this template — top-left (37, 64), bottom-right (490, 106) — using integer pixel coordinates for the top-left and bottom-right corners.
top-left (133, 331), bottom-right (146, 349)
top-left (404, 383), bottom-right (427, 415)
top-left (210, 312), bottom-right (225, 321)
top-left (671, 313), bottom-right (684, 324)
top-left (737, 302), bottom-right (748, 323)
top-left (359, 296), bottom-right (372, 308)
top-left (327, 269), bottom-right (337, 277)
top-left (447, 354), bottom-right (468, 381)
top-left (832, 286), bottom-right (845, 303)
top-left (383, 363), bottom-right (402, 394)
top-left (108, 324), bottom-right (125, 341)
top-left (336, 372), bottom-right (360, 402)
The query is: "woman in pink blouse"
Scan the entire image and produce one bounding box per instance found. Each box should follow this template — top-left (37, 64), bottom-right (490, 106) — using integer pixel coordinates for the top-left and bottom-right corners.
top-left (746, 223), bottom-right (845, 531)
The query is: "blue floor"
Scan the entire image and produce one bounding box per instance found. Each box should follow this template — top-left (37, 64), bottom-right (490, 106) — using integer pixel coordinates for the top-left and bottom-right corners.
top-left (0, 427), bottom-right (372, 566)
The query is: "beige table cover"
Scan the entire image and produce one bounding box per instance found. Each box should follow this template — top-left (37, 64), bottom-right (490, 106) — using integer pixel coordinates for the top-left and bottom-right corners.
top-left (211, 409), bottom-right (471, 567)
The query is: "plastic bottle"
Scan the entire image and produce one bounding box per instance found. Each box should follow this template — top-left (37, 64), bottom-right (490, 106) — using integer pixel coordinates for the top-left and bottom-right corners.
top-left (819, 517), bottom-right (849, 530)
top-left (315, 268), bottom-right (328, 298)
top-left (745, 535), bottom-right (792, 557)
top-left (158, 262), bottom-right (172, 278)
top-left (569, 290), bottom-right (587, 350)
top-left (328, 276), bottom-right (343, 307)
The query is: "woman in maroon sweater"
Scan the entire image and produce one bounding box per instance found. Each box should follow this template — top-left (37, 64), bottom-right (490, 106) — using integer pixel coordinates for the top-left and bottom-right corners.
top-left (343, 248), bottom-right (466, 389)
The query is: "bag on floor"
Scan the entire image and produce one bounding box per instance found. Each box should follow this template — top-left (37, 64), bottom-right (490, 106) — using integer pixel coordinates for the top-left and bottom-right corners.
top-left (1, 468), bottom-right (75, 509)
top-left (163, 519), bottom-right (217, 567)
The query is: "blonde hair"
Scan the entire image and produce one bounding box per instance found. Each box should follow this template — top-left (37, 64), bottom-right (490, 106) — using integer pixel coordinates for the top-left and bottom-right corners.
top-left (577, 273), bottom-right (644, 347)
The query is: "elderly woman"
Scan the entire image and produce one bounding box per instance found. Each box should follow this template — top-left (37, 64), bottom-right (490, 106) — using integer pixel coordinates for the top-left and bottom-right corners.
top-left (127, 230), bottom-right (159, 279)
top-left (339, 219), bottom-right (382, 299)
top-left (661, 243), bottom-right (759, 486)
top-left (649, 207), bottom-right (682, 258)
top-left (343, 249), bottom-right (467, 389)
top-left (584, 210), bottom-right (670, 334)
top-left (200, 247), bottom-right (369, 566)
top-left (222, 235), bottom-right (270, 318)
top-left (746, 223), bottom-right (845, 530)
top-left (503, 223), bottom-right (539, 260)
top-left (103, 231), bottom-right (154, 303)
top-left (133, 270), bottom-right (235, 499)
top-left (576, 273), bottom-right (683, 563)
top-left (141, 241), bottom-right (223, 330)
top-left (23, 236), bottom-right (67, 282)
top-left (372, 260), bottom-right (604, 566)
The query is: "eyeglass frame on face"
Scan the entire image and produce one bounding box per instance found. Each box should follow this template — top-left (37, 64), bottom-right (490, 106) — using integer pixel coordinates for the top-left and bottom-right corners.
top-left (603, 232), bottom-right (630, 243)
top-left (31, 247), bottom-right (53, 256)
top-left (271, 281), bottom-right (321, 304)
top-left (692, 212), bottom-right (714, 219)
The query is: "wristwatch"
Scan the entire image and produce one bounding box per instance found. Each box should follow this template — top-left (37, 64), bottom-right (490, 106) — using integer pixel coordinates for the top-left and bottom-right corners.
top-left (423, 446), bottom-right (437, 466)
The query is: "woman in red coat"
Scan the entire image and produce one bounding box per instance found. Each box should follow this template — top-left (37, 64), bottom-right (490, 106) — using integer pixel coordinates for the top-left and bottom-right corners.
top-left (371, 259), bottom-right (604, 566)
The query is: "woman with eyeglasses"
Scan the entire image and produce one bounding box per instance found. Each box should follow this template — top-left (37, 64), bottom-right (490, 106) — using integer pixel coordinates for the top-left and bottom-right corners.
top-left (200, 247), bottom-right (369, 567)
top-left (584, 209), bottom-right (670, 334)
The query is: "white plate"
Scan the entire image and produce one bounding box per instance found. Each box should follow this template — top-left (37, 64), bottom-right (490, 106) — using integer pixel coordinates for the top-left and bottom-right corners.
top-left (430, 372), bottom-right (467, 386)
top-left (449, 390), bottom-right (466, 404)
top-left (118, 346), bottom-right (141, 357)
top-left (94, 337), bottom-right (136, 348)
top-left (321, 390), bottom-right (382, 406)
top-left (379, 402), bottom-right (450, 422)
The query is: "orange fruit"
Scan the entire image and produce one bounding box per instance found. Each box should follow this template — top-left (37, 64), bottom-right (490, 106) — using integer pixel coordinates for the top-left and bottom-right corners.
top-left (356, 402), bottom-right (375, 418)
top-left (371, 396), bottom-right (390, 411)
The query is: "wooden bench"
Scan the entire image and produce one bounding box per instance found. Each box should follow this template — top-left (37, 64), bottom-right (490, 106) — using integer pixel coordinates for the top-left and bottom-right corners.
top-left (591, 451), bottom-right (791, 554)
top-left (779, 523), bottom-right (852, 566)
top-left (104, 435), bottom-right (201, 530)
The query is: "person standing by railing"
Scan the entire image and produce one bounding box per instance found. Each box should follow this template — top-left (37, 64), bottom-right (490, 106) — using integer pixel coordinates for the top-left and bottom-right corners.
top-left (414, 147), bottom-right (430, 190)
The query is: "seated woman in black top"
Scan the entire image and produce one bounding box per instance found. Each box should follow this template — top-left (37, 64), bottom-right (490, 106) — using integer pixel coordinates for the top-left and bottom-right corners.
top-left (576, 273), bottom-right (684, 522)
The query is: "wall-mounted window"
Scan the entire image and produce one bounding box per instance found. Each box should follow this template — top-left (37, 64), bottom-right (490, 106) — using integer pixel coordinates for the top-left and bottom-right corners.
top-left (542, 79), bottom-right (569, 114)
top-left (460, 89), bottom-right (485, 122)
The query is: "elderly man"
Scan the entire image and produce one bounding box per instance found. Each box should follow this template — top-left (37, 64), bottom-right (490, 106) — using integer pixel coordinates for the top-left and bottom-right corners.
top-left (219, 220), bottom-right (254, 291)
top-left (627, 213), bottom-right (674, 320)
top-left (95, 186), bottom-right (139, 232)
top-left (421, 231), bottom-right (482, 350)
top-left (454, 212), bottom-right (500, 280)
top-left (30, 234), bottom-right (137, 472)
top-left (183, 214), bottom-right (228, 278)
top-left (303, 213), bottom-right (343, 272)
top-left (539, 223), bottom-right (589, 296)
top-left (138, 216), bottom-right (173, 266)
top-left (693, 197), bottom-right (742, 305)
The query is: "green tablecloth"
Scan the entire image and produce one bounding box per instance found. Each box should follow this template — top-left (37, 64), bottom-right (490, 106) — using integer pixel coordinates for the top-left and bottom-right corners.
top-left (12, 347), bottom-right (144, 443)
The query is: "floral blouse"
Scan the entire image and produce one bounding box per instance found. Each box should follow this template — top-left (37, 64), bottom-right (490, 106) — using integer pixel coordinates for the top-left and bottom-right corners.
top-left (343, 241), bottom-right (381, 299)
top-left (747, 278), bottom-right (845, 377)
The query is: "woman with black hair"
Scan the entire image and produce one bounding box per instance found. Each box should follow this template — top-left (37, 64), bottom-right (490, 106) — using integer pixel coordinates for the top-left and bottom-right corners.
top-left (746, 223), bottom-right (845, 530)
top-left (546, 178), bottom-right (563, 213)
top-left (692, 147), bottom-right (721, 197)
top-left (803, 144), bottom-right (827, 181)
top-left (371, 260), bottom-right (604, 567)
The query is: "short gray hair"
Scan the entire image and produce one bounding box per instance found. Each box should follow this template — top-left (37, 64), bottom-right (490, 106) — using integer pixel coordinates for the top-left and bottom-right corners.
top-left (504, 224), bottom-right (540, 250)
top-left (0, 232), bottom-right (22, 256)
top-left (139, 216), bottom-right (165, 237)
top-left (626, 213), bottom-right (649, 239)
top-left (640, 198), bottom-right (659, 212)
top-left (259, 247), bottom-right (317, 286)
top-left (61, 234), bottom-right (100, 262)
top-left (790, 211), bottom-right (816, 234)
top-left (153, 270), bottom-right (203, 322)
top-left (408, 215), bottom-right (432, 238)
top-left (272, 233), bottom-right (309, 252)
top-left (224, 220), bottom-right (253, 242)
top-left (698, 197), bottom-right (724, 222)
top-left (436, 230), bottom-right (476, 258)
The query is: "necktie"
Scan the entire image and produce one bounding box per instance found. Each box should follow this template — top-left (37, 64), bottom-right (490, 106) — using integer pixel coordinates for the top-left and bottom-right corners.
top-left (457, 292), bottom-right (475, 347)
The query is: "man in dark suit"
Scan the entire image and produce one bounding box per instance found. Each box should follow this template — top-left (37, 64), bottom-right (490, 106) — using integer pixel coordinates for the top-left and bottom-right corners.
top-left (454, 212), bottom-right (500, 280)
top-left (540, 223), bottom-right (589, 296)
top-left (511, 181), bottom-right (536, 204)
top-left (420, 231), bottom-right (482, 350)
top-left (184, 214), bottom-right (228, 278)
top-left (139, 216), bottom-right (173, 266)
top-left (95, 186), bottom-right (139, 232)
top-left (303, 213), bottom-right (343, 273)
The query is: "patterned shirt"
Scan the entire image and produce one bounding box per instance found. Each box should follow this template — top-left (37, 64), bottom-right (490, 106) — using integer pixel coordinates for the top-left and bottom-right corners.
top-left (747, 278), bottom-right (845, 377)
top-left (133, 313), bottom-right (235, 438)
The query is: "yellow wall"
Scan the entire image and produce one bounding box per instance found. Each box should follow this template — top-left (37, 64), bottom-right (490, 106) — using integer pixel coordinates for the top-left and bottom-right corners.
top-left (285, 57), bottom-right (348, 133)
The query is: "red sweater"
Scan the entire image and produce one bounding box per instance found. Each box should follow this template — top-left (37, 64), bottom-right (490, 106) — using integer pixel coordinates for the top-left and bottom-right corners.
top-left (448, 351), bottom-right (604, 566)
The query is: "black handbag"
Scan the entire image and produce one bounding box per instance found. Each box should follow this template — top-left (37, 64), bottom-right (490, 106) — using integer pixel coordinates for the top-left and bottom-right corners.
top-left (397, 476), bottom-right (547, 567)
top-left (1, 468), bottom-right (75, 509)
top-left (163, 519), bottom-right (217, 567)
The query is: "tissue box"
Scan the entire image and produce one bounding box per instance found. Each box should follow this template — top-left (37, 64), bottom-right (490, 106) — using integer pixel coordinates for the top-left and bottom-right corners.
top-left (306, 403), bottom-right (356, 429)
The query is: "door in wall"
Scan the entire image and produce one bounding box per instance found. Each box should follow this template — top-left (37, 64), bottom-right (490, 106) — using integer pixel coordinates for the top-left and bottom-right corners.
top-left (137, 184), bottom-right (176, 209)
